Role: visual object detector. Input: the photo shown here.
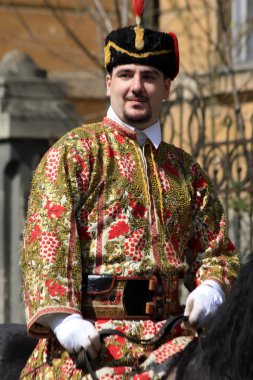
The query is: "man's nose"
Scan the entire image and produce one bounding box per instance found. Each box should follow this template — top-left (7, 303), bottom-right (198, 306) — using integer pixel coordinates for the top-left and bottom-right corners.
top-left (131, 74), bottom-right (143, 92)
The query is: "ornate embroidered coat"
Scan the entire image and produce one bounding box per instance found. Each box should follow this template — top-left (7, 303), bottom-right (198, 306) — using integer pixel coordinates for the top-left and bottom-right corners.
top-left (21, 118), bottom-right (239, 379)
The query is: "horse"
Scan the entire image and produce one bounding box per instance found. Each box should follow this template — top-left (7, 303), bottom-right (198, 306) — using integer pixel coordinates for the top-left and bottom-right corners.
top-left (0, 323), bottom-right (38, 380)
top-left (166, 253), bottom-right (253, 380)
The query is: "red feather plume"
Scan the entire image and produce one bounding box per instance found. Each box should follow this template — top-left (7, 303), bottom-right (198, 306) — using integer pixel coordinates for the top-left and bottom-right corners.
top-left (133, 0), bottom-right (145, 18)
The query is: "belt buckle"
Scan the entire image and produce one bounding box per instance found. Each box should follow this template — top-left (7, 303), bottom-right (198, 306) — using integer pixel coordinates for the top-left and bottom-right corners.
top-left (123, 275), bottom-right (168, 320)
top-left (145, 276), bottom-right (169, 320)
top-left (123, 277), bottom-right (153, 318)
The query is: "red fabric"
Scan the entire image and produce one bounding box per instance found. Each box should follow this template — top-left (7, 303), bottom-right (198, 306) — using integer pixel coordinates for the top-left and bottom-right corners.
top-left (167, 32), bottom-right (180, 79)
top-left (133, 0), bottom-right (145, 17)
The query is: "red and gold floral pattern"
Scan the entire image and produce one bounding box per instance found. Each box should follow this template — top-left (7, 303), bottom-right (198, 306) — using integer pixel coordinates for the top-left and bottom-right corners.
top-left (21, 118), bottom-right (239, 379)
top-left (20, 320), bottom-right (193, 379)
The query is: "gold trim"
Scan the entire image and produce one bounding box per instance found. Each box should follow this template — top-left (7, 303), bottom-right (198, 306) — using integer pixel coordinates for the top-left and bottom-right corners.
top-left (132, 141), bottom-right (150, 205)
top-left (104, 41), bottom-right (172, 68)
top-left (150, 145), bottom-right (165, 225)
top-left (134, 26), bottom-right (144, 50)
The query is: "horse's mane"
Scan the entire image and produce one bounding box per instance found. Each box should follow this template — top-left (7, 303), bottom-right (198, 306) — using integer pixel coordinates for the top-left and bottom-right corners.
top-left (167, 255), bottom-right (253, 380)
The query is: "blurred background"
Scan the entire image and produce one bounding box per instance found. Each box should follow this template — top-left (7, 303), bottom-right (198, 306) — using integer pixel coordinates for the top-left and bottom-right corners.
top-left (0, 0), bottom-right (252, 323)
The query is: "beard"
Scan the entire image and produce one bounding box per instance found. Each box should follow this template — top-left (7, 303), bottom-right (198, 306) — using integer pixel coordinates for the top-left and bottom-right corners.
top-left (123, 100), bottom-right (152, 126)
top-left (123, 111), bottom-right (152, 125)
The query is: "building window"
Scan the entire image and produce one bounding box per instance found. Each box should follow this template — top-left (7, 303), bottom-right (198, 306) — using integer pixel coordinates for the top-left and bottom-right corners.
top-left (232, 0), bottom-right (253, 65)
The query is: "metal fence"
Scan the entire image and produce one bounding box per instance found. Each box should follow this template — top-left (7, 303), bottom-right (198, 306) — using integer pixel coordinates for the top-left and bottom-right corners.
top-left (161, 89), bottom-right (253, 257)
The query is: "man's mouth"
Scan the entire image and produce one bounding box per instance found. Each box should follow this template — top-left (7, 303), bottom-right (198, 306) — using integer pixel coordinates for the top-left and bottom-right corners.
top-left (126, 97), bottom-right (147, 103)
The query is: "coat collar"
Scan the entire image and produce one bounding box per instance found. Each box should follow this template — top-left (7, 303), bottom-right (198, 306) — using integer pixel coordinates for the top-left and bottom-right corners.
top-left (106, 106), bottom-right (162, 148)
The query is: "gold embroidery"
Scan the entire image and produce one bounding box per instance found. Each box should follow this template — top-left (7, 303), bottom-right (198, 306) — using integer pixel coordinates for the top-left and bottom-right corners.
top-left (150, 145), bottom-right (165, 225)
top-left (132, 141), bottom-right (150, 205)
top-left (134, 26), bottom-right (144, 50)
top-left (104, 41), bottom-right (172, 68)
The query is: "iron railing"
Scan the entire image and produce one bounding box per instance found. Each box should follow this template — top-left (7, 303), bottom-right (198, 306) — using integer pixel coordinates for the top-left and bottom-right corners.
top-left (161, 91), bottom-right (253, 256)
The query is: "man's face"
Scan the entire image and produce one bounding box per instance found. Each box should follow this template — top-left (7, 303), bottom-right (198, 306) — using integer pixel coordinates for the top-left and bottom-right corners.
top-left (106, 64), bottom-right (171, 130)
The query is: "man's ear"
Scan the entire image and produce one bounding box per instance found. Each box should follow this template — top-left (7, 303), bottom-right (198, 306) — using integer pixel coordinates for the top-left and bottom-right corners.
top-left (106, 74), bottom-right (111, 97)
top-left (163, 78), bottom-right (171, 100)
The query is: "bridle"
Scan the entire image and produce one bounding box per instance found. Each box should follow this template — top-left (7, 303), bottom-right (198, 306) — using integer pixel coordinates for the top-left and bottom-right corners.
top-left (20, 315), bottom-right (189, 380)
top-left (76, 315), bottom-right (188, 380)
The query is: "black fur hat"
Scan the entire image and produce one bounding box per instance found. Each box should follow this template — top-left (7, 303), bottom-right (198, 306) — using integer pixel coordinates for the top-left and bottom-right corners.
top-left (104, 25), bottom-right (179, 80)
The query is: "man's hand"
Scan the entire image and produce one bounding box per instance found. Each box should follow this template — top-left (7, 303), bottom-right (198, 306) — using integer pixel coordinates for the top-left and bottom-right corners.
top-left (184, 280), bottom-right (225, 330)
top-left (49, 313), bottom-right (100, 358)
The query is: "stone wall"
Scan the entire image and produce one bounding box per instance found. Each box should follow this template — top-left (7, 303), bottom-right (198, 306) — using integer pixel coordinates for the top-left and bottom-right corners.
top-left (0, 50), bottom-right (81, 323)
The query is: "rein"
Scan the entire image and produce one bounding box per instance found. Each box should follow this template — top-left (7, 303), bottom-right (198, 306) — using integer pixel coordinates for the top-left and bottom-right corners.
top-left (76, 314), bottom-right (188, 380)
top-left (20, 315), bottom-right (188, 380)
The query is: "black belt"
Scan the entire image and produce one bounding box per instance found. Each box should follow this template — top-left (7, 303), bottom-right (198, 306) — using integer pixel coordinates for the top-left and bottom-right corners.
top-left (82, 274), bottom-right (182, 320)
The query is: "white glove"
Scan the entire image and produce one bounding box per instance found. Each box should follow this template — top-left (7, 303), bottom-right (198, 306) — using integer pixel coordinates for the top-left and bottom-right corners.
top-left (41, 313), bottom-right (100, 358)
top-left (184, 280), bottom-right (225, 330)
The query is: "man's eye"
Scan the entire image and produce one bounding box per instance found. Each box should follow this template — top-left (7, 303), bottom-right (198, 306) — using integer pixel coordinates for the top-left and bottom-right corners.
top-left (143, 74), bottom-right (156, 81)
top-left (119, 73), bottom-right (131, 78)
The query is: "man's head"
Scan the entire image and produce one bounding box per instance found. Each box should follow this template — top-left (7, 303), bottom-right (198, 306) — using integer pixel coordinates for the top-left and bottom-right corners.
top-left (104, 6), bottom-right (179, 129)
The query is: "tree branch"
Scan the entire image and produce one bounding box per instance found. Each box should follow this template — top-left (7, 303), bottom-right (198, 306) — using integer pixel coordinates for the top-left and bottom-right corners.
top-left (43, 0), bottom-right (103, 70)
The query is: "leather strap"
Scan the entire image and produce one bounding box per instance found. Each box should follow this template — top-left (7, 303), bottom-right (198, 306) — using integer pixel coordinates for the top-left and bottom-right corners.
top-left (76, 314), bottom-right (188, 378)
top-left (82, 274), bottom-right (181, 320)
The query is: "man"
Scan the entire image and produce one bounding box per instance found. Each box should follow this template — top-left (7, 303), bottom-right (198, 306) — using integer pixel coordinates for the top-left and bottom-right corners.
top-left (21, 9), bottom-right (239, 380)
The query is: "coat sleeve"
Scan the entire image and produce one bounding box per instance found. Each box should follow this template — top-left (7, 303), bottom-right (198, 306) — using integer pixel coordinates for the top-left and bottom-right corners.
top-left (184, 158), bottom-right (239, 294)
top-left (21, 134), bottom-right (91, 337)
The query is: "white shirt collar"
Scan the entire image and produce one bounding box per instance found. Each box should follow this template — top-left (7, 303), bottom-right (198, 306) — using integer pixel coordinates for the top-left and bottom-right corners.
top-left (107, 106), bottom-right (162, 149)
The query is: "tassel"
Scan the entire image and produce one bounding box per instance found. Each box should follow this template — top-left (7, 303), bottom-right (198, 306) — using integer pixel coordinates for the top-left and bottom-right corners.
top-left (133, 0), bottom-right (145, 49)
top-left (133, 0), bottom-right (145, 26)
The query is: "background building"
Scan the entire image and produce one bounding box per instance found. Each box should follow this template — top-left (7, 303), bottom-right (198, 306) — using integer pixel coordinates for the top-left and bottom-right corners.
top-left (0, 0), bottom-right (252, 323)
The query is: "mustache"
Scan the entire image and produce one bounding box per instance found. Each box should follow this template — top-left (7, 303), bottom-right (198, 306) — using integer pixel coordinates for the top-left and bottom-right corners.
top-left (125, 95), bottom-right (148, 102)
